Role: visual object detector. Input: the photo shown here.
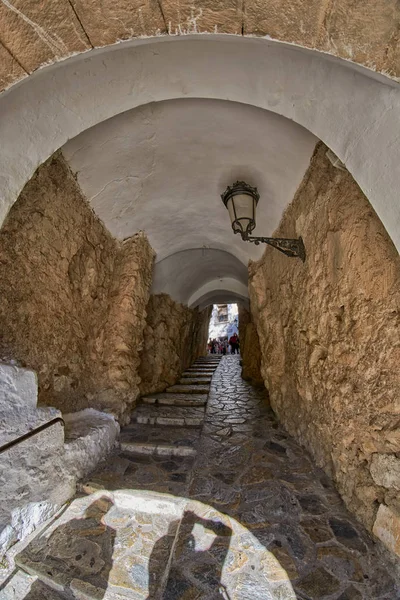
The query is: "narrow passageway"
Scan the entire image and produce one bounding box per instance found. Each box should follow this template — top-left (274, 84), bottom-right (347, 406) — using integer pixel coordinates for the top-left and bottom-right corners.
top-left (80, 356), bottom-right (397, 599)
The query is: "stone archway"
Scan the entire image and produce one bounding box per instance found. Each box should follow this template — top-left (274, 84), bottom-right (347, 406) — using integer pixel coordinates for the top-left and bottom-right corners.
top-left (1, 36), bottom-right (400, 255)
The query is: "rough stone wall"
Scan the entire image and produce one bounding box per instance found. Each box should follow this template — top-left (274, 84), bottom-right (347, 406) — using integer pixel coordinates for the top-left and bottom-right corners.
top-left (139, 294), bottom-right (210, 396)
top-left (1, 0), bottom-right (400, 92)
top-left (94, 234), bottom-right (154, 421)
top-left (238, 305), bottom-right (263, 386)
top-left (0, 153), bottom-right (154, 420)
top-left (249, 143), bottom-right (400, 540)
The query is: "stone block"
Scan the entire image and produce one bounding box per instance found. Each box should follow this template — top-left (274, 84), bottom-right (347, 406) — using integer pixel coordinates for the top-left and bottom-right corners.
top-left (321, 0), bottom-right (400, 74)
top-left (160, 0), bottom-right (242, 35)
top-left (0, 42), bottom-right (26, 92)
top-left (71, 0), bottom-right (166, 47)
top-left (244, 0), bottom-right (321, 46)
top-left (0, 422), bottom-right (73, 558)
top-left (64, 408), bottom-right (120, 480)
top-left (0, 0), bottom-right (90, 73)
top-left (370, 453), bottom-right (400, 491)
top-left (373, 503), bottom-right (400, 557)
top-left (0, 361), bottom-right (37, 406)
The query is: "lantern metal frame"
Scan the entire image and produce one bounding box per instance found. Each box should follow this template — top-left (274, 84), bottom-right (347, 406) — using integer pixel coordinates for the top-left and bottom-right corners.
top-left (221, 181), bottom-right (306, 262)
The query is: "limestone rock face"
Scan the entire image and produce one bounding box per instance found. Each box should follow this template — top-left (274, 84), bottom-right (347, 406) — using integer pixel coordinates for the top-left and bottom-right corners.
top-left (370, 454), bottom-right (400, 491)
top-left (138, 294), bottom-right (211, 396)
top-left (0, 153), bottom-right (154, 421)
top-left (249, 143), bottom-right (400, 545)
top-left (238, 306), bottom-right (263, 386)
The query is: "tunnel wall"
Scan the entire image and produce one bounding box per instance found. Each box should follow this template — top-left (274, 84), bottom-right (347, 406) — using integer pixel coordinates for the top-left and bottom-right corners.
top-left (249, 143), bottom-right (400, 546)
top-left (139, 294), bottom-right (211, 396)
top-left (238, 305), bottom-right (263, 386)
top-left (0, 153), bottom-right (154, 421)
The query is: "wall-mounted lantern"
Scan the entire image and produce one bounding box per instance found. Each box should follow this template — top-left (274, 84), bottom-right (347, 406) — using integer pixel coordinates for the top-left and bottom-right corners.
top-left (221, 181), bottom-right (306, 261)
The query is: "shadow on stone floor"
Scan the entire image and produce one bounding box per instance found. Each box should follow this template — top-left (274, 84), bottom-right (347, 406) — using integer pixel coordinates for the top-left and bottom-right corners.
top-left (18, 497), bottom-right (116, 600)
top-left (147, 510), bottom-right (232, 600)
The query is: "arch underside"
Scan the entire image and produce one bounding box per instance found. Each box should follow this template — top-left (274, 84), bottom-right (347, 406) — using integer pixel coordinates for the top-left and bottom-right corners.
top-left (1, 35), bottom-right (400, 307)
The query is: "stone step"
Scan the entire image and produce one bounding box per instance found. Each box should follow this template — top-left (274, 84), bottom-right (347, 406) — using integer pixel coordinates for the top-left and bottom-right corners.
top-left (131, 404), bottom-right (205, 427)
top-left (166, 384), bottom-right (210, 394)
top-left (120, 424), bottom-right (200, 457)
top-left (181, 372), bottom-right (213, 379)
top-left (141, 392), bottom-right (208, 407)
top-left (178, 377), bottom-right (212, 385)
top-left (194, 360), bottom-right (220, 365)
top-left (185, 367), bottom-right (216, 372)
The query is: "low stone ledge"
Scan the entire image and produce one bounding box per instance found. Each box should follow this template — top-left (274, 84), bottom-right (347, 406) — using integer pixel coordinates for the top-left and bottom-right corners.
top-left (64, 408), bottom-right (120, 480)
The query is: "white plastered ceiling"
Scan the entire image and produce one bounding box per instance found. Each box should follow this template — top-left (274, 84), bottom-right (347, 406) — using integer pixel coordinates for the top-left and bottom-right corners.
top-left (62, 99), bottom-right (316, 305)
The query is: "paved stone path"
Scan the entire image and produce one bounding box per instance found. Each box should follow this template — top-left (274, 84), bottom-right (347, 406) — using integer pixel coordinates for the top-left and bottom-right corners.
top-left (7, 356), bottom-right (399, 599)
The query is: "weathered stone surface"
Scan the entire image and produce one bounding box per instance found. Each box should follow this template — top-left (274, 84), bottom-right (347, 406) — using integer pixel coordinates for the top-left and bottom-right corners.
top-left (244, 0), bottom-right (322, 46)
top-left (370, 453), bottom-right (400, 490)
top-left (0, 154), bottom-right (154, 420)
top-left (0, 421), bottom-right (73, 559)
top-left (139, 294), bottom-right (210, 397)
top-left (166, 384), bottom-right (210, 395)
top-left (98, 232), bottom-right (154, 422)
top-left (142, 392), bottom-right (208, 407)
top-left (320, 0), bottom-right (400, 76)
top-left (120, 423), bottom-right (200, 458)
top-left (71, 0), bottom-right (166, 46)
top-left (0, 0), bottom-right (90, 73)
top-left (0, 42), bottom-right (26, 91)
top-left (64, 409), bottom-right (120, 480)
top-left (249, 143), bottom-right (400, 533)
top-left (0, 362), bottom-right (37, 408)
top-left (373, 504), bottom-right (400, 557)
top-left (133, 404), bottom-right (205, 427)
top-left (239, 306), bottom-right (263, 386)
top-left (296, 566), bottom-right (340, 597)
top-left (160, 0), bottom-right (242, 35)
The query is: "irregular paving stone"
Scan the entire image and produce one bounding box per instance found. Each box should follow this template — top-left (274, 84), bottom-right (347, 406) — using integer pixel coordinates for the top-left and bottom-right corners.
top-left (301, 517), bottom-right (334, 543)
top-left (329, 518), bottom-right (367, 553)
top-left (296, 567), bottom-right (340, 597)
top-left (317, 546), bottom-right (364, 582)
top-left (269, 543), bottom-right (299, 580)
top-left (337, 586), bottom-right (363, 600)
top-left (297, 494), bottom-right (327, 516)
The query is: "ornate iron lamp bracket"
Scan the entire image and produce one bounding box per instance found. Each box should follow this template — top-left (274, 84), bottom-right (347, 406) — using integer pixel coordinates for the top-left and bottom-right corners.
top-left (239, 231), bottom-right (306, 262)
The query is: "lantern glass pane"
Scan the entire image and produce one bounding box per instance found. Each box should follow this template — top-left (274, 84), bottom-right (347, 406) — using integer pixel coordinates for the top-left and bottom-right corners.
top-left (228, 193), bottom-right (255, 233)
top-left (226, 197), bottom-right (236, 227)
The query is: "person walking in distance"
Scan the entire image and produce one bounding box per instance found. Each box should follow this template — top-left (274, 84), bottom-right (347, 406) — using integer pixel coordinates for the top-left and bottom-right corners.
top-left (229, 333), bottom-right (239, 354)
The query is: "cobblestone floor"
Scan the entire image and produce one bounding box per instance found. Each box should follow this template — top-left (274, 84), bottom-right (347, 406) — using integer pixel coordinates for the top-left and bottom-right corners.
top-left (77, 355), bottom-right (400, 600)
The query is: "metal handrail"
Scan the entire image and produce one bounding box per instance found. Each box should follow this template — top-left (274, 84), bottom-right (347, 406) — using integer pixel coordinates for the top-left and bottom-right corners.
top-left (0, 416), bottom-right (65, 455)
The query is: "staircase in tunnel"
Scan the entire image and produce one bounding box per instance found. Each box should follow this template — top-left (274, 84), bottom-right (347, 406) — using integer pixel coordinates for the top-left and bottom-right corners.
top-left (119, 356), bottom-right (222, 459)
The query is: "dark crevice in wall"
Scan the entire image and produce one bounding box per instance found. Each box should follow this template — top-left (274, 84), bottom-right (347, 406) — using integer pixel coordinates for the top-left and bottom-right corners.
top-left (66, 0), bottom-right (94, 48)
